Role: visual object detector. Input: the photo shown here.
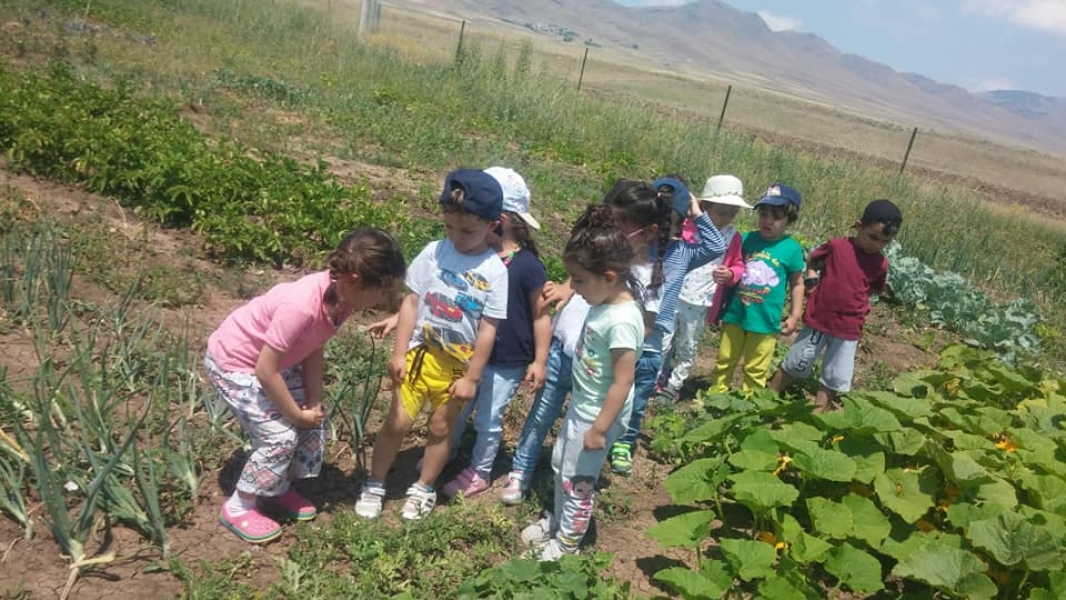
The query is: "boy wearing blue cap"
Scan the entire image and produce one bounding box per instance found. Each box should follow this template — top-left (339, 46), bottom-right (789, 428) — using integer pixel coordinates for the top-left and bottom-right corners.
top-left (710, 183), bottom-right (806, 392)
top-left (356, 169), bottom-right (509, 521)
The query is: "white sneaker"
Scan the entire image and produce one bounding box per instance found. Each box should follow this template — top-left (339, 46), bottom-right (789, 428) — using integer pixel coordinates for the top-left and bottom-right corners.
top-left (400, 484), bottom-right (437, 521)
top-left (355, 482), bottom-right (386, 519)
top-left (520, 511), bottom-right (553, 546)
top-left (499, 472), bottom-right (526, 506)
top-left (537, 539), bottom-right (572, 562)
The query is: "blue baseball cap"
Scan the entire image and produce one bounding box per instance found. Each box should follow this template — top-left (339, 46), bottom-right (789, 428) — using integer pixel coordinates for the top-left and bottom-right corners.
top-left (439, 169), bottom-right (504, 221)
top-left (651, 177), bottom-right (692, 217)
top-left (754, 183), bottom-right (802, 209)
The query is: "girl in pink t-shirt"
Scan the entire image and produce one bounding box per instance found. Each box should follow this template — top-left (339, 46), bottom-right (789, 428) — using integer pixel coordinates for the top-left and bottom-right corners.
top-left (204, 228), bottom-right (405, 544)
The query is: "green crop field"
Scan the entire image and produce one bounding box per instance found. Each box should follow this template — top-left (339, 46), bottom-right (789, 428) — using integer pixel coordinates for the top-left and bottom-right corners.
top-left (1, 1), bottom-right (1065, 598)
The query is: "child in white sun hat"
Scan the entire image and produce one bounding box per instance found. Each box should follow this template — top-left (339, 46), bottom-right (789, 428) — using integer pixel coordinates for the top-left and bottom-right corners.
top-left (657, 174), bottom-right (749, 403)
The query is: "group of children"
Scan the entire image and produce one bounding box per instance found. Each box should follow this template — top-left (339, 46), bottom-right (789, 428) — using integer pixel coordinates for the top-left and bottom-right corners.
top-left (203, 166), bottom-right (902, 558)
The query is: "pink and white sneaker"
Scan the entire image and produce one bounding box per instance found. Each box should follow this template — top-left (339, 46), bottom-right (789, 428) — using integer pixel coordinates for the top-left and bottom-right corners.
top-left (442, 466), bottom-right (490, 498)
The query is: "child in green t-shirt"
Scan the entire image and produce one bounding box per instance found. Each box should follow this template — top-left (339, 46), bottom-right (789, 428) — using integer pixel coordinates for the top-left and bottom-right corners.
top-left (710, 183), bottom-right (806, 392)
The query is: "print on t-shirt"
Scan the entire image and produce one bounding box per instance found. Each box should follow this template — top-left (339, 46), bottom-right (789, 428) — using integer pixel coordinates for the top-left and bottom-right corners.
top-left (737, 252), bottom-right (782, 306)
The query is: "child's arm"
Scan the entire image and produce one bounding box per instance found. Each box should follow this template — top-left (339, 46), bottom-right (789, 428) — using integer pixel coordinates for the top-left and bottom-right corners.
top-left (782, 271), bottom-right (805, 335)
top-left (388, 292), bottom-right (419, 381)
top-left (301, 347), bottom-right (326, 408)
top-left (450, 317), bottom-right (499, 402)
top-left (712, 232), bottom-right (745, 286)
top-left (524, 288), bottom-right (553, 392)
top-left (686, 196), bottom-right (726, 267)
top-left (584, 348), bottom-right (637, 451)
top-left (543, 277), bottom-right (574, 309)
top-left (256, 346), bottom-right (325, 429)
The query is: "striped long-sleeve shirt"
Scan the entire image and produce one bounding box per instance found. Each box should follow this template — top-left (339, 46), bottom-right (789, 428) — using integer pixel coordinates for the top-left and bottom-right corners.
top-left (644, 211), bottom-right (726, 353)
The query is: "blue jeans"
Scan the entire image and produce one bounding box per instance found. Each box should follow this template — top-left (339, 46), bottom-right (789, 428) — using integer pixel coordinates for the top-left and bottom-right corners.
top-left (511, 338), bottom-right (573, 480)
top-left (452, 364), bottom-right (526, 477)
top-left (616, 351), bottom-right (662, 447)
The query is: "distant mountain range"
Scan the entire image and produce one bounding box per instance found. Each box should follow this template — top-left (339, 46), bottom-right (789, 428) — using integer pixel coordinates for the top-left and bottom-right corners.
top-left (390, 0), bottom-right (1066, 153)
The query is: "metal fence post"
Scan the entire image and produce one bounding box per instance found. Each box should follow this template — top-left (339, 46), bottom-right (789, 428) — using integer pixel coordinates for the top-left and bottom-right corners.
top-left (714, 84), bottom-right (732, 136)
top-left (577, 47), bottom-right (589, 91)
top-left (899, 127), bottom-right (918, 174)
top-left (455, 19), bottom-right (466, 65)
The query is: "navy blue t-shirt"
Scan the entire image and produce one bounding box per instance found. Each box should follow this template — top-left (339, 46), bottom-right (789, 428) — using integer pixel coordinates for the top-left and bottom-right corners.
top-left (489, 248), bottom-right (548, 367)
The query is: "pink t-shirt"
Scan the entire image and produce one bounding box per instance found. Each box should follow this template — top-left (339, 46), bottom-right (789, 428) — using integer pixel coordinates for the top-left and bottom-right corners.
top-left (207, 271), bottom-right (352, 373)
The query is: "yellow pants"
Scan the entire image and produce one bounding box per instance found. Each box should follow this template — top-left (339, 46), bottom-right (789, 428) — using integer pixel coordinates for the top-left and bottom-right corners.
top-left (710, 323), bottom-right (777, 392)
top-left (399, 347), bottom-right (466, 421)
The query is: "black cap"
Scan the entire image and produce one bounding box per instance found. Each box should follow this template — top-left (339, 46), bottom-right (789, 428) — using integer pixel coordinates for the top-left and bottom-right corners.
top-left (861, 199), bottom-right (902, 225)
top-left (439, 169), bottom-right (504, 221)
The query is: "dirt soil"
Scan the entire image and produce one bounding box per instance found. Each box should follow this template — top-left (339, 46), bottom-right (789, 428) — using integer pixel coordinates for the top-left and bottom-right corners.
top-left (0, 172), bottom-right (938, 599)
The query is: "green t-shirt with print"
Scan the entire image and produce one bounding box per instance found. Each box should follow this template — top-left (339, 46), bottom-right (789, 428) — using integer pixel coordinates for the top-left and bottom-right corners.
top-left (721, 232), bottom-right (805, 335)
top-left (571, 300), bottom-right (644, 422)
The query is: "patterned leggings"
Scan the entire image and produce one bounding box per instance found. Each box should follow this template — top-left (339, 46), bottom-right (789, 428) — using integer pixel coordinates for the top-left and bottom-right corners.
top-left (204, 353), bottom-right (325, 497)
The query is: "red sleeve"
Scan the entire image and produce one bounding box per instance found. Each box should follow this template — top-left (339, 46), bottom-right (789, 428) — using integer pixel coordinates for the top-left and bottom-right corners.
top-left (872, 258), bottom-right (888, 293)
top-left (810, 241), bottom-right (832, 262)
top-left (725, 232), bottom-right (745, 286)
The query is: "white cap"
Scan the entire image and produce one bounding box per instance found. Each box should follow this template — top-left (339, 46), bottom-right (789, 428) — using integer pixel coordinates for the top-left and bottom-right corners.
top-left (484, 166), bottom-right (540, 229)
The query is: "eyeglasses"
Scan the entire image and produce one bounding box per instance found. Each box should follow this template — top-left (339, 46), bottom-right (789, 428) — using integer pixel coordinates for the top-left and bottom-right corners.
top-left (625, 225), bottom-right (651, 239)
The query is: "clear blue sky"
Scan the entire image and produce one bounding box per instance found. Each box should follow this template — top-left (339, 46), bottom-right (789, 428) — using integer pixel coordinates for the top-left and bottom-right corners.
top-left (611, 0), bottom-right (1066, 97)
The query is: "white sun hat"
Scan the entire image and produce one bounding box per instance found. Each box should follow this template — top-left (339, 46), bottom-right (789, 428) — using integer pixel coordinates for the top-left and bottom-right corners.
top-left (484, 166), bottom-right (540, 229)
top-left (699, 174), bottom-right (751, 209)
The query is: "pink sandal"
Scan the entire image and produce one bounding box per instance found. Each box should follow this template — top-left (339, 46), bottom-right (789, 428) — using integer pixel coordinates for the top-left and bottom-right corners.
top-left (443, 466), bottom-right (490, 498)
top-left (219, 506), bottom-right (282, 544)
top-left (258, 489), bottom-right (317, 521)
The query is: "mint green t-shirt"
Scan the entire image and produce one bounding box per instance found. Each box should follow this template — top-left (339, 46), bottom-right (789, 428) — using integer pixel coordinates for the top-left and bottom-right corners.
top-left (721, 233), bottom-right (805, 335)
top-left (571, 300), bottom-right (644, 422)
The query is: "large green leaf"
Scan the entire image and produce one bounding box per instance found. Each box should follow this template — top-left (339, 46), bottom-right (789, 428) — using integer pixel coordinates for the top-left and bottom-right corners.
top-left (836, 396), bottom-right (905, 434)
top-left (767, 422), bottom-right (824, 444)
top-left (790, 446), bottom-right (856, 482)
top-left (967, 511), bottom-right (1064, 571)
top-left (664, 457), bottom-right (729, 504)
top-left (653, 567), bottom-right (725, 600)
top-left (700, 559), bottom-right (736, 593)
top-left (876, 428), bottom-right (926, 456)
top-left (974, 475), bottom-right (1018, 509)
top-left (859, 390), bottom-right (933, 420)
top-left (728, 449), bottom-right (779, 472)
top-left (945, 501), bottom-right (1006, 530)
top-left (874, 468), bottom-right (936, 523)
top-left (806, 497), bottom-right (852, 539)
top-left (1018, 505), bottom-right (1066, 540)
top-left (1018, 472), bottom-right (1066, 516)
top-left (891, 544), bottom-right (990, 598)
top-left (880, 530), bottom-right (964, 562)
top-left (681, 413), bottom-right (746, 444)
top-left (728, 471), bottom-right (799, 514)
top-left (926, 441), bottom-right (992, 485)
top-left (823, 542), bottom-right (884, 594)
top-left (837, 437), bottom-right (886, 483)
top-left (780, 514), bottom-right (831, 563)
top-left (892, 371), bottom-right (936, 398)
top-left (842, 493), bottom-right (891, 547)
top-left (646, 509), bottom-right (715, 549)
top-left (720, 538), bottom-right (777, 581)
top-left (758, 574), bottom-right (814, 600)
top-left (742, 428), bottom-right (783, 453)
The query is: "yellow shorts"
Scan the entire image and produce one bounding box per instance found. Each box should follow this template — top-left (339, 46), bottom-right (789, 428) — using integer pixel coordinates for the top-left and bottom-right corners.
top-left (399, 346), bottom-right (466, 421)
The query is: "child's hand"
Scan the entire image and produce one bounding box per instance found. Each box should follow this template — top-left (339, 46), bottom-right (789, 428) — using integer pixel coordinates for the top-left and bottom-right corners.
top-left (712, 266), bottom-right (732, 284)
top-left (387, 352), bottom-right (407, 382)
top-left (685, 191), bottom-right (702, 219)
top-left (293, 404), bottom-right (326, 429)
top-left (524, 361), bottom-right (546, 393)
top-left (367, 314), bottom-right (399, 339)
top-left (782, 316), bottom-right (800, 335)
top-left (448, 376), bottom-right (478, 403)
top-left (583, 428), bottom-right (607, 451)
top-left (542, 281), bottom-right (573, 308)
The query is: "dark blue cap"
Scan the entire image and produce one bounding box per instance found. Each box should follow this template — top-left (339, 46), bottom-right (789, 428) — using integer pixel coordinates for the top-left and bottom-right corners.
top-left (754, 183), bottom-right (802, 209)
top-left (651, 177), bottom-right (692, 216)
top-left (439, 169), bottom-right (504, 221)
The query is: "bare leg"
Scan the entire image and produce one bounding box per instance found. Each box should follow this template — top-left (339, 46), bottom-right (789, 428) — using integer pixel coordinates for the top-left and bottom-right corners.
top-left (369, 390), bottom-right (414, 482)
top-left (768, 368), bottom-right (793, 394)
top-left (420, 400), bottom-right (465, 488)
top-left (813, 386), bottom-right (840, 413)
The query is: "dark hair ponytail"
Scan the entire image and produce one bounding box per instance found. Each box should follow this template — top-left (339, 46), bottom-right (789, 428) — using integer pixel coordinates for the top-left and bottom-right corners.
top-left (323, 227), bottom-right (406, 307)
top-left (504, 211), bottom-right (540, 258)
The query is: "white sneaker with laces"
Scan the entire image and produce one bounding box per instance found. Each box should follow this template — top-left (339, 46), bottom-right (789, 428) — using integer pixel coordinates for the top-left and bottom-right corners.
top-left (355, 482), bottom-right (385, 519)
top-left (520, 511), bottom-right (553, 546)
top-left (499, 472), bottom-right (526, 506)
top-left (400, 484), bottom-right (437, 521)
top-left (537, 539), bottom-right (572, 562)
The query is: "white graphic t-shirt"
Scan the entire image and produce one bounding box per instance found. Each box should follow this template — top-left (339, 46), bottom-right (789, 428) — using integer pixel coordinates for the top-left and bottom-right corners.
top-left (406, 239), bottom-right (508, 363)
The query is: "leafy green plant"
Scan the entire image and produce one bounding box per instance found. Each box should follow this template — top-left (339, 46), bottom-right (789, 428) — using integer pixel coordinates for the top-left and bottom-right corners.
top-left (457, 553), bottom-right (632, 599)
top-left (648, 345), bottom-right (1066, 598)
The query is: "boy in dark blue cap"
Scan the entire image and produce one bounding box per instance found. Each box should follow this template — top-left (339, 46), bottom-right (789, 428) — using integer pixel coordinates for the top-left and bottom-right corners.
top-left (710, 183), bottom-right (806, 392)
top-left (357, 169), bottom-right (509, 522)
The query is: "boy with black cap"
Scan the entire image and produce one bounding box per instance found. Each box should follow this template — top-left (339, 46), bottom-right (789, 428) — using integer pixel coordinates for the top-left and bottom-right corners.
top-left (356, 169), bottom-right (509, 521)
top-left (710, 183), bottom-right (806, 393)
top-left (768, 199), bottom-right (903, 411)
